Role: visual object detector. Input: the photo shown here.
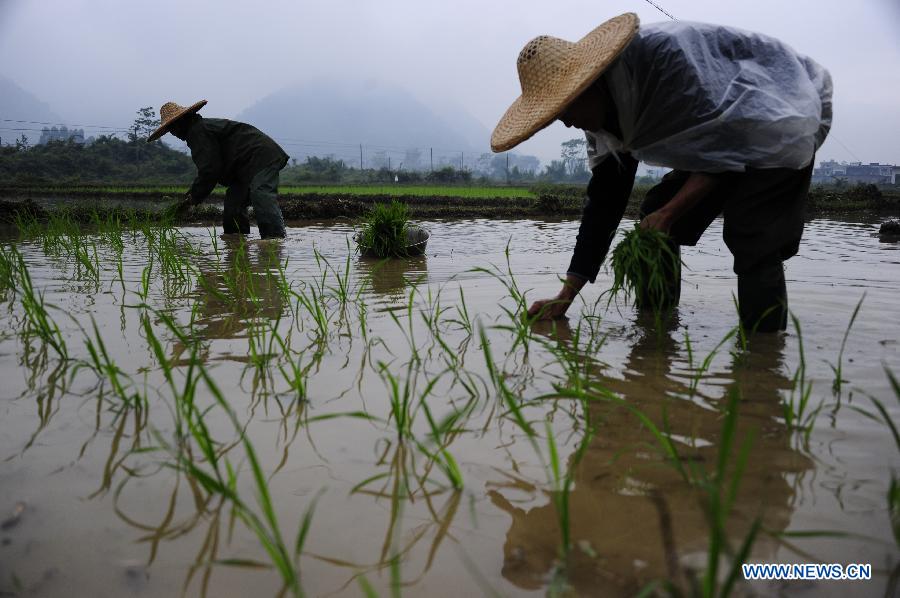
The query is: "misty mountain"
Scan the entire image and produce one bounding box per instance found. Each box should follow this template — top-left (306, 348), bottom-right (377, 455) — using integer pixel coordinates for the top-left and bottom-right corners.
top-left (0, 75), bottom-right (63, 138)
top-left (234, 78), bottom-right (491, 165)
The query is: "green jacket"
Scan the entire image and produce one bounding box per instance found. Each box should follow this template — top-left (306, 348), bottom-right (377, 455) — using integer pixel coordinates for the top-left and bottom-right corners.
top-left (185, 117), bottom-right (289, 199)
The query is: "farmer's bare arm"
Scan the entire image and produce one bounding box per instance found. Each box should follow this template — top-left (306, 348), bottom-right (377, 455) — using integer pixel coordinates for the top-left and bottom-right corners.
top-left (640, 172), bottom-right (721, 233)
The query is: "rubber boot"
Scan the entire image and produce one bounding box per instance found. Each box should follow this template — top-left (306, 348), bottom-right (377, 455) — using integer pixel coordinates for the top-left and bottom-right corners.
top-left (737, 260), bottom-right (788, 332)
top-left (258, 222), bottom-right (286, 240)
top-left (223, 185), bottom-right (251, 234)
top-left (222, 209), bottom-right (250, 234)
top-left (248, 166), bottom-right (286, 239)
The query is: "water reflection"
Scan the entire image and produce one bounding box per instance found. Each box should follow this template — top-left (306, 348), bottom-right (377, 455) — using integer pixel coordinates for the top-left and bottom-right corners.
top-left (186, 237), bottom-right (286, 345)
top-left (490, 316), bottom-right (813, 593)
top-left (354, 254), bottom-right (428, 301)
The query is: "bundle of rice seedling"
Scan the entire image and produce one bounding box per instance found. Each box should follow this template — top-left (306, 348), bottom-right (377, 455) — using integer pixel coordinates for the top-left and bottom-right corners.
top-left (609, 225), bottom-right (681, 310)
top-left (356, 200), bottom-right (410, 258)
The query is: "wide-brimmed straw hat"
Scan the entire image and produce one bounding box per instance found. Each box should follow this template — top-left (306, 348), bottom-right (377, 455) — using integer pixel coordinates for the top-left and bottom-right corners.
top-left (490, 13), bottom-right (639, 152)
top-left (147, 100), bottom-right (208, 142)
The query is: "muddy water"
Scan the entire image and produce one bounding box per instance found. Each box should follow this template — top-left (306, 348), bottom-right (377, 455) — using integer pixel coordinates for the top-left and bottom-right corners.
top-left (0, 217), bottom-right (898, 597)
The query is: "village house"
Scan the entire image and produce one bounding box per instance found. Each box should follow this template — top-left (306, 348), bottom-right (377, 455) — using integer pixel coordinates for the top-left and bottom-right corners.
top-left (812, 159), bottom-right (899, 185)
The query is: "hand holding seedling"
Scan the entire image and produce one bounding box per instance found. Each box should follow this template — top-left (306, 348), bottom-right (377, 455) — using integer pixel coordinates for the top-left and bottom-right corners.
top-left (176, 192), bottom-right (198, 213)
top-left (641, 172), bottom-right (721, 233)
top-left (639, 209), bottom-right (673, 233)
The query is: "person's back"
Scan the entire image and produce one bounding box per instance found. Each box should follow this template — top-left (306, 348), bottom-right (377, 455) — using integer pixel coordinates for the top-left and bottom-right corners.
top-left (185, 118), bottom-right (288, 187)
top-left (586, 20), bottom-right (833, 173)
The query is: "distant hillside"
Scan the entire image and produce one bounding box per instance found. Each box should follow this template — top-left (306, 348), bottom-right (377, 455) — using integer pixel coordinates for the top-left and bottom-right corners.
top-left (234, 78), bottom-right (491, 167)
top-left (0, 76), bottom-right (63, 141)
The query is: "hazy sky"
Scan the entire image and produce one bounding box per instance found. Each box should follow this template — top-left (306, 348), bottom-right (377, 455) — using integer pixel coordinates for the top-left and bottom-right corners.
top-left (1, 0), bottom-right (898, 166)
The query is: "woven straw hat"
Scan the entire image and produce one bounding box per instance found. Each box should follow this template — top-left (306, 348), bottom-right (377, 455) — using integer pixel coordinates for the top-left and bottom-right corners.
top-left (490, 13), bottom-right (639, 152)
top-left (147, 100), bottom-right (208, 142)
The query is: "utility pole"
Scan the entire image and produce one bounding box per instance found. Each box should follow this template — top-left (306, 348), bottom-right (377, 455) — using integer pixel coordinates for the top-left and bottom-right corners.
top-left (506, 153), bottom-right (510, 185)
top-left (460, 151), bottom-right (464, 171)
top-left (388, 156), bottom-right (391, 172)
top-left (430, 147), bottom-right (433, 172)
top-left (359, 144), bottom-right (363, 170)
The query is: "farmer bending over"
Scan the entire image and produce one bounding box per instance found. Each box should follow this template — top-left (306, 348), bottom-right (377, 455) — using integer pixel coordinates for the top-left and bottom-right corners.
top-left (491, 13), bottom-right (832, 331)
top-left (148, 100), bottom-right (289, 239)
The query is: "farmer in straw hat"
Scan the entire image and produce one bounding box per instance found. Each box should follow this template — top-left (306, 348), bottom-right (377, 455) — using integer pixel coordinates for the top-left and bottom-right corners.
top-left (494, 13), bottom-right (832, 331)
top-left (148, 101), bottom-right (289, 239)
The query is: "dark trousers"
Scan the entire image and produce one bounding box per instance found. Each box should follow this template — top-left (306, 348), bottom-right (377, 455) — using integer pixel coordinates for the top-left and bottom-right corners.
top-left (639, 163), bottom-right (813, 332)
top-left (223, 163), bottom-right (287, 239)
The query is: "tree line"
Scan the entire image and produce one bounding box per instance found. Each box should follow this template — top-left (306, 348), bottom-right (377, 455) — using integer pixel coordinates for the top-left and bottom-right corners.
top-left (0, 107), bottom-right (634, 186)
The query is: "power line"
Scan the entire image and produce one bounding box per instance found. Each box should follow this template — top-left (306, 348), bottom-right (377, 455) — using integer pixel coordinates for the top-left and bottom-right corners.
top-left (0, 118), bottom-right (128, 131)
top-left (641, 0), bottom-right (677, 21)
top-left (0, 126), bottom-right (128, 133)
top-left (829, 134), bottom-right (862, 163)
top-left (0, 116), bottom-right (493, 158)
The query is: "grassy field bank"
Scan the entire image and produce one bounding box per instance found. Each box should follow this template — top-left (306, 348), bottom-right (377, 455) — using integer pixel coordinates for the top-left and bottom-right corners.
top-left (0, 183), bottom-right (897, 222)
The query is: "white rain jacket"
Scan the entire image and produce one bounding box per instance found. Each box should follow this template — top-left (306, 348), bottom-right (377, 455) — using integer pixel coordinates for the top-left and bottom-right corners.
top-left (586, 21), bottom-right (833, 172)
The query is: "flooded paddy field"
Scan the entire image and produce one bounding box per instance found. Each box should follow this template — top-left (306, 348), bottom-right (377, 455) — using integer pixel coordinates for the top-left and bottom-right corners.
top-left (0, 214), bottom-right (898, 597)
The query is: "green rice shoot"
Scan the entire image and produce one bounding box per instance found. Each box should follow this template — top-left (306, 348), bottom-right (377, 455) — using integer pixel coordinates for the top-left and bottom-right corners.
top-left (357, 200), bottom-right (410, 258)
top-left (609, 225), bottom-right (681, 310)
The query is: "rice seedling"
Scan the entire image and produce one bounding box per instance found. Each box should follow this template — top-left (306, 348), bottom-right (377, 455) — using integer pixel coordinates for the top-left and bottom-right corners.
top-left (293, 282), bottom-right (330, 342)
top-left (471, 241), bottom-right (533, 355)
top-left (273, 331), bottom-right (314, 403)
top-left (608, 224), bottom-right (681, 311)
top-left (552, 379), bottom-right (760, 596)
top-left (137, 312), bottom-right (309, 596)
top-left (419, 287), bottom-right (470, 371)
top-left (845, 368), bottom-right (900, 549)
top-left (42, 210), bottom-right (78, 256)
top-left (247, 311), bottom-right (277, 366)
top-left (685, 327), bottom-right (739, 396)
top-left (22, 209), bottom-right (100, 285)
top-left (71, 235), bottom-right (101, 285)
top-left (12, 208), bottom-right (44, 239)
top-left (481, 325), bottom-right (596, 581)
top-left (446, 285), bottom-right (474, 336)
top-left (137, 260), bottom-right (154, 303)
top-left (141, 310), bottom-right (379, 592)
top-left (784, 313), bottom-right (824, 441)
top-left (828, 294), bottom-right (865, 395)
top-left (268, 253), bottom-right (296, 318)
top-left (90, 210), bottom-right (127, 253)
top-left (150, 225), bottom-right (197, 296)
top-left (479, 325), bottom-right (539, 450)
top-left (356, 200), bottom-right (411, 258)
top-left (161, 367), bottom-right (306, 596)
top-left (376, 359), bottom-right (439, 440)
top-left (317, 241), bottom-right (354, 309)
top-left (544, 418), bottom-right (593, 566)
top-left (690, 388), bottom-right (759, 598)
top-left (0, 243), bottom-right (18, 299)
top-left (79, 317), bottom-right (145, 408)
top-left (13, 246), bottom-right (69, 360)
top-left (112, 245), bottom-right (127, 294)
top-left (416, 392), bottom-right (465, 490)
